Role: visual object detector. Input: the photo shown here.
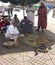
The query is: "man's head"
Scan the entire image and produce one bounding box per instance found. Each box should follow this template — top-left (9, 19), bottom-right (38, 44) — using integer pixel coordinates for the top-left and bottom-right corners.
top-left (4, 17), bottom-right (9, 22)
top-left (24, 16), bottom-right (27, 22)
top-left (40, 2), bottom-right (45, 7)
top-left (28, 3), bottom-right (32, 7)
top-left (14, 14), bottom-right (17, 19)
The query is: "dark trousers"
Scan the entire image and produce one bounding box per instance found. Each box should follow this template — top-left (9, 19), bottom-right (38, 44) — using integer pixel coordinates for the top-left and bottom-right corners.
top-left (21, 23), bottom-right (33, 33)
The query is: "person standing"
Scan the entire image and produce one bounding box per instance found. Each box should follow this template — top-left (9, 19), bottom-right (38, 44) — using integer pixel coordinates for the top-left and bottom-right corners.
top-left (8, 8), bottom-right (11, 20)
top-left (1, 5), bottom-right (5, 16)
top-left (26, 3), bottom-right (35, 25)
top-left (53, 1), bottom-right (55, 17)
top-left (10, 7), bottom-right (13, 17)
top-left (37, 2), bottom-right (47, 32)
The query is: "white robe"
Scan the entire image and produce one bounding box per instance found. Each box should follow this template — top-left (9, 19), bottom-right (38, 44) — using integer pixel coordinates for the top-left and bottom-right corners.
top-left (5, 25), bottom-right (20, 40)
top-left (26, 6), bottom-right (35, 23)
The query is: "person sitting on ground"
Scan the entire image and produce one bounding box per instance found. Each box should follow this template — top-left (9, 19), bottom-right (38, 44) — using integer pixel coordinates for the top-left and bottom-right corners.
top-left (3, 17), bottom-right (10, 27)
top-left (5, 19), bottom-right (24, 46)
top-left (5, 19), bottom-right (20, 39)
top-left (5, 20), bottom-right (22, 40)
top-left (1, 17), bottom-right (10, 34)
top-left (20, 16), bottom-right (33, 34)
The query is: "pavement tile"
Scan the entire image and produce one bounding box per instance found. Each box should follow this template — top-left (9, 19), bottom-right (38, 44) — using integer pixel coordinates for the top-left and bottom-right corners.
top-left (45, 60), bottom-right (55, 65)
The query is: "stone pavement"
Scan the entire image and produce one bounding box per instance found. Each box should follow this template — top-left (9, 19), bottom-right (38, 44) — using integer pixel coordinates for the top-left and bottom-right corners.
top-left (0, 10), bottom-right (55, 65)
top-left (0, 40), bottom-right (55, 65)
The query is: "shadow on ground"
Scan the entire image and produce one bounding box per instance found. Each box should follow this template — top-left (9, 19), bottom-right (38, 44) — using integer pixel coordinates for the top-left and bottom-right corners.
top-left (0, 29), bottom-right (55, 55)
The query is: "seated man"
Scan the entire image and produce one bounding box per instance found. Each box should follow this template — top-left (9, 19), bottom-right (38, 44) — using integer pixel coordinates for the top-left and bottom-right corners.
top-left (5, 20), bottom-right (24, 46)
top-left (5, 19), bottom-right (22, 45)
top-left (3, 17), bottom-right (10, 27)
top-left (20, 16), bottom-right (33, 34)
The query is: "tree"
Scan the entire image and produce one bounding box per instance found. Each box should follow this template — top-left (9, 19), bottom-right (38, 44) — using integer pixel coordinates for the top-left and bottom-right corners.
top-left (0, 0), bottom-right (40, 5)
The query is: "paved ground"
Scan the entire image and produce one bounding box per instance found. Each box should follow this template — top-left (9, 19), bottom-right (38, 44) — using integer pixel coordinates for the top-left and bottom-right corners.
top-left (0, 10), bottom-right (55, 65)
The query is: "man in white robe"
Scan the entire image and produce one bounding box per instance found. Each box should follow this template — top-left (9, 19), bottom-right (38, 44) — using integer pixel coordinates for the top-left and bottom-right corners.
top-left (26, 3), bottom-right (35, 25)
top-left (5, 19), bottom-right (20, 41)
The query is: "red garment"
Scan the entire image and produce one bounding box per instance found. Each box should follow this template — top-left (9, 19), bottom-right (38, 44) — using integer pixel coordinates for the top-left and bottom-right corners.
top-left (0, 21), bottom-right (4, 29)
top-left (0, 21), bottom-right (10, 30)
top-left (38, 6), bottom-right (47, 29)
top-left (4, 21), bottom-right (10, 27)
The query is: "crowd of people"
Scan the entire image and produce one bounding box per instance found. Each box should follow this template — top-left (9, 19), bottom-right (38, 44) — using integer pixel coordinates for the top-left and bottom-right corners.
top-left (0, 2), bottom-right (47, 46)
